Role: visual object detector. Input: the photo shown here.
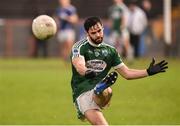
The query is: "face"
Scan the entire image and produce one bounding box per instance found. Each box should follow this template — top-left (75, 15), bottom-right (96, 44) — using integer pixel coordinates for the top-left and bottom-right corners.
top-left (113, 0), bottom-right (123, 4)
top-left (59, 0), bottom-right (70, 7)
top-left (87, 23), bottom-right (104, 44)
top-left (129, 4), bottom-right (135, 11)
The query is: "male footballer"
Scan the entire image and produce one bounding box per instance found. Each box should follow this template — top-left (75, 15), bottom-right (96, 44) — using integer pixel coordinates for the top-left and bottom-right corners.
top-left (70, 17), bottom-right (168, 125)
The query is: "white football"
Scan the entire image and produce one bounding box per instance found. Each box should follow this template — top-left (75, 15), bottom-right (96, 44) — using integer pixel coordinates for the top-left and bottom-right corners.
top-left (32, 15), bottom-right (57, 40)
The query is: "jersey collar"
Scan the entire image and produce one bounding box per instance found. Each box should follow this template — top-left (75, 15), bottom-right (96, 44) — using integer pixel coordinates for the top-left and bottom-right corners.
top-left (87, 37), bottom-right (102, 47)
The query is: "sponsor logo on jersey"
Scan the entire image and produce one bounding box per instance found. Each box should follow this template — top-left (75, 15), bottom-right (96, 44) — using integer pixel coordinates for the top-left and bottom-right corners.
top-left (86, 59), bottom-right (107, 72)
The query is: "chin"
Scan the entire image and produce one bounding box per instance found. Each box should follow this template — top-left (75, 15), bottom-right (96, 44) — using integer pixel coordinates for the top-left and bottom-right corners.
top-left (96, 39), bottom-right (103, 44)
top-left (97, 41), bottom-right (103, 44)
top-left (94, 41), bottom-right (102, 44)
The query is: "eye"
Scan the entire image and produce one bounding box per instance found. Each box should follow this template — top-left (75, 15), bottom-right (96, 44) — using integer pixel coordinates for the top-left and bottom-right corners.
top-left (91, 32), bottom-right (96, 35)
top-left (97, 29), bottom-right (102, 33)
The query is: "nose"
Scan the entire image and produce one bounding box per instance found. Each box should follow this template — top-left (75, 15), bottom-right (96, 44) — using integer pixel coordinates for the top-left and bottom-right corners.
top-left (96, 32), bottom-right (100, 37)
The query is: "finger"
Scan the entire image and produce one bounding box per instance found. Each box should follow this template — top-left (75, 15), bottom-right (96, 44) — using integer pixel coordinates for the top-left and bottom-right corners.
top-left (160, 62), bottom-right (168, 67)
top-left (161, 66), bottom-right (168, 70)
top-left (160, 70), bottom-right (166, 73)
top-left (158, 60), bottom-right (165, 65)
top-left (151, 57), bottom-right (155, 66)
top-left (152, 57), bottom-right (155, 63)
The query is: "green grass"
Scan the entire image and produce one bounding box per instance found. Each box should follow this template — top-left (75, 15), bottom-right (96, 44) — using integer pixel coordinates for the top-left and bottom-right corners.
top-left (0, 58), bottom-right (180, 125)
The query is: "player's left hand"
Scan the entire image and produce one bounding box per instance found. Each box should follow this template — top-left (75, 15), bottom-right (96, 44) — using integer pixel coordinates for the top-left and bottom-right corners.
top-left (147, 58), bottom-right (168, 76)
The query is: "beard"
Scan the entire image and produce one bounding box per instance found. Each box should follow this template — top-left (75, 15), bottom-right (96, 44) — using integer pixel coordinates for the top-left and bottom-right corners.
top-left (89, 36), bottom-right (103, 45)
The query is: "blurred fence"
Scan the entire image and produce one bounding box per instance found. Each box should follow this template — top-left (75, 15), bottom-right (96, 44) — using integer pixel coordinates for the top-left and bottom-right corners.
top-left (0, 0), bottom-right (179, 58)
top-left (0, 19), bottom-right (60, 57)
top-left (0, 17), bottom-right (179, 58)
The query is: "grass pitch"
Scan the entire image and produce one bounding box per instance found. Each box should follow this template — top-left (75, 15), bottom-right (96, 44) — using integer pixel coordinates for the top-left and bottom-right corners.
top-left (0, 58), bottom-right (179, 125)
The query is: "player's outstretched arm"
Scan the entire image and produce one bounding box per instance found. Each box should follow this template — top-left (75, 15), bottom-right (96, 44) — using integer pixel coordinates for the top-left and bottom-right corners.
top-left (147, 58), bottom-right (168, 76)
top-left (116, 58), bottom-right (168, 80)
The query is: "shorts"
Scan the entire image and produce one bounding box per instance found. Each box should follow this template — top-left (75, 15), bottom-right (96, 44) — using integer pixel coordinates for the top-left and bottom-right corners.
top-left (74, 89), bottom-right (101, 120)
top-left (108, 31), bottom-right (122, 46)
top-left (109, 29), bottom-right (130, 46)
top-left (57, 29), bottom-right (75, 43)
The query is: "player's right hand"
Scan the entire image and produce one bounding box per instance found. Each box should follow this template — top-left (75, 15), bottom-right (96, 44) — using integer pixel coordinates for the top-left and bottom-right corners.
top-left (85, 69), bottom-right (98, 78)
top-left (147, 58), bottom-right (168, 76)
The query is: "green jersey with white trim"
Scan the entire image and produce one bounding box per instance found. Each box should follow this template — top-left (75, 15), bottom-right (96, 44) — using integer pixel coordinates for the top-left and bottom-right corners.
top-left (109, 4), bottom-right (124, 34)
top-left (71, 38), bottom-right (123, 102)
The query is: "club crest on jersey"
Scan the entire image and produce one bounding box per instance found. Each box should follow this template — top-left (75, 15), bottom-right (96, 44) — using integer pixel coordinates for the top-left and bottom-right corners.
top-left (102, 49), bottom-right (108, 57)
top-left (94, 49), bottom-right (101, 57)
top-left (94, 51), bottom-right (100, 57)
top-left (88, 50), bottom-right (93, 54)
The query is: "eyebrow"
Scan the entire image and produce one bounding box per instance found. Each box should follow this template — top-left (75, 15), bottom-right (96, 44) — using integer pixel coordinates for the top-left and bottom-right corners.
top-left (90, 29), bottom-right (102, 34)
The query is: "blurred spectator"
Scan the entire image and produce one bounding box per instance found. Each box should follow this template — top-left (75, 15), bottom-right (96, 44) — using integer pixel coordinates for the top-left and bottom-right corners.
top-left (140, 0), bottom-right (155, 56)
top-left (28, 0), bottom-right (49, 58)
top-left (127, 0), bottom-right (147, 58)
top-left (55, 0), bottom-right (78, 61)
top-left (141, 0), bottom-right (153, 19)
top-left (33, 38), bottom-right (48, 58)
top-left (108, 0), bottom-right (133, 61)
top-left (29, 29), bottom-right (49, 58)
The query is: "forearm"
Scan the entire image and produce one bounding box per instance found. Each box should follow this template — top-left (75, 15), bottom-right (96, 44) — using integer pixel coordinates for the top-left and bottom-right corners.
top-left (68, 15), bottom-right (78, 24)
top-left (75, 64), bottom-right (87, 76)
top-left (123, 69), bottom-right (148, 80)
top-left (72, 59), bottom-right (97, 78)
top-left (116, 65), bottom-right (148, 80)
top-left (72, 57), bottom-right (87, 76)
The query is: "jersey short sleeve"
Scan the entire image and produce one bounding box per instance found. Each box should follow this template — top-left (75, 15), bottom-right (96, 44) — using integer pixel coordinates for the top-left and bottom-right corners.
top-left (71, 46), bottom-right (84, 59)
top-left (69, 6), bottom-right (77, 15)
top-left (71, 39), bottom-right (87, 59)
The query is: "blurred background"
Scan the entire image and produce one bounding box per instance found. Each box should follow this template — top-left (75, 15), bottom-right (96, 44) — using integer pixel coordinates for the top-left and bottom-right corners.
top-left (0, 0), bottom-right (180, 125)
top-left (0, 0), bottom-right (179, 58)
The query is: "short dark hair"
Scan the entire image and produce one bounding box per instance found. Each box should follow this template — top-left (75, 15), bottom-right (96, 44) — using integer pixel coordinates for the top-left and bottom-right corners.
top-left (84, 17), bottom-right (102, 32)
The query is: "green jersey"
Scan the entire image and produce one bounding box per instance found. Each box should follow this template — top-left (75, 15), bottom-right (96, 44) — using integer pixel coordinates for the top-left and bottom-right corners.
top-left (109, 4), bottom-right (124, 34)
top-left (71, 38), bottom-right (123, 102)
